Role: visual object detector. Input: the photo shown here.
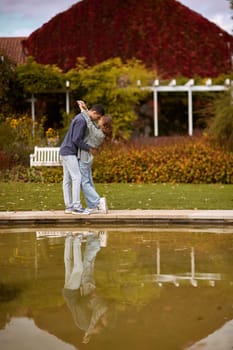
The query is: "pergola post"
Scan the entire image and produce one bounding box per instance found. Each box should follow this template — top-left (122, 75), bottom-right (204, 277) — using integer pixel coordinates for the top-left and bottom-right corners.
top-left (153, 89), bottom-right (159, 136)
top-left (188, 88), bottom-right (193, 136)
top-left (30, 94), bottom-right (36, 137)
top-left (153, 79), bottom-right (159, 136)
top-left (66, 80), bottom-right (70, 114)
top-left (139, 79), bottom-right (230, 137)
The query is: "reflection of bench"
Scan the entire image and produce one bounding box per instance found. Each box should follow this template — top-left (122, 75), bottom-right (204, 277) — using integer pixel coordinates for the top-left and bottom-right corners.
top-left (30, 146), bottom-right (62, 167)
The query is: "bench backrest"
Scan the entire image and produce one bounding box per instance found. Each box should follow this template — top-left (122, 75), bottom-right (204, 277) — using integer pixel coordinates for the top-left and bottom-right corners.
top-left (30, 146), bottom-right (62, 166)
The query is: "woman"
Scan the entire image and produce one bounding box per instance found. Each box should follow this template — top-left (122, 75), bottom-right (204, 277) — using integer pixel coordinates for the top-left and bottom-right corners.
top-left (77, 100), bottom-right (112, 214)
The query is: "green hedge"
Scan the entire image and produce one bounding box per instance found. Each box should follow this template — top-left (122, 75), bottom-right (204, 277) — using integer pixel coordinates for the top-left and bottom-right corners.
top-left (1, 139), bottom-right (232, 184)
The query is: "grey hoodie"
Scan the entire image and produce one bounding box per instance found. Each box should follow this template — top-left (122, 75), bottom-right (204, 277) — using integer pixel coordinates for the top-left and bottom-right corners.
top-left (77, 111), bottom-right (105, 162)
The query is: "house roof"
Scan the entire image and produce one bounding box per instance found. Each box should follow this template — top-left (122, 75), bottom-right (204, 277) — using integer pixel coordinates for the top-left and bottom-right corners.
top-left (0, 37), bottom-right (28, 65)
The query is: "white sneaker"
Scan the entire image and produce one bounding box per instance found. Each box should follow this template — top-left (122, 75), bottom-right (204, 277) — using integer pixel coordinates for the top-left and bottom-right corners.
top-left (98, 197), bottom-right (108, 214)
top-left (99, 231), bottom-right (108, 247)
top-left (87, 207), bottom-right (100, 214)
top-left (82, 231), bottom-right (98, 237)
top-left (64, 207), bottom-right (73, 214)
top-left (73, 230), bottom-right (97, 237)
top-left (72, 208), bottom-right (90, 215)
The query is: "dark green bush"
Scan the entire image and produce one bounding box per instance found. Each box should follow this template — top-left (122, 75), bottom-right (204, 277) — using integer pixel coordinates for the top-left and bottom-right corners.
top-left (1, 166), bottom-right (63, 183)
top-left (207, 88), bottom-right (233, 151)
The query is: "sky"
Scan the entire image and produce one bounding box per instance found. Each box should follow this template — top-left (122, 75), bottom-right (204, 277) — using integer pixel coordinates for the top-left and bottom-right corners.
top-left (0, 0), bottom-right (232, 37)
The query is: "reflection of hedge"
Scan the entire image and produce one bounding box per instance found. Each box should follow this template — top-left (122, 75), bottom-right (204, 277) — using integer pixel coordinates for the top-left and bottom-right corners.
top-left (1, 139), bottom-right (232, 184)
top-left (93, 140), bottom-right (233, 184)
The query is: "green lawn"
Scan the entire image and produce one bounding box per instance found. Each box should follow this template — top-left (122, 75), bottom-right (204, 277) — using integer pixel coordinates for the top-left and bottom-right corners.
top-left (0, 182), bottom-right (232, 211)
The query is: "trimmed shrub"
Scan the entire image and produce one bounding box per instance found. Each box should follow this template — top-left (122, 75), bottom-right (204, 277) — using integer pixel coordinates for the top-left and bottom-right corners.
top-left (1, 166), bottom-right (63, 183)
top-left (1, 137), bottom-right (232, 184)
top-left (93, 138), bottom-right (233, 184)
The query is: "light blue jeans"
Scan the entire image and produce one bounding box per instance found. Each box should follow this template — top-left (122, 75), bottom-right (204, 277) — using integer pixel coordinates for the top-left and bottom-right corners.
top-left (64, 234), bottom-right (101, 292)
top-left (61, 155), bottom-right (82, 209)
top-left (79, 158), bottom-right (100, 209)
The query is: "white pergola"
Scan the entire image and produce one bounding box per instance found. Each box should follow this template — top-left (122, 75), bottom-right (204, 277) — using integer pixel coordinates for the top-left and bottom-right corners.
top-left (138, 78), bottom-right (232, 136)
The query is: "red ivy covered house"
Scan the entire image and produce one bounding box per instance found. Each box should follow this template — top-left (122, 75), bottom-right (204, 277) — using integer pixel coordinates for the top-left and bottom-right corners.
top-left (22, 0), bottom-right (233, 78)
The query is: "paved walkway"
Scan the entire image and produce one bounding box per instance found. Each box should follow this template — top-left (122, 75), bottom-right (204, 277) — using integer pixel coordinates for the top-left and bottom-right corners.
top-left (0, 209), bottom-right (233, 226)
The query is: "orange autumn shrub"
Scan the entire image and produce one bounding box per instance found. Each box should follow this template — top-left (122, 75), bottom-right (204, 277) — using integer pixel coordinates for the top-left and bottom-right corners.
top-left (93, 139), bottom-right (233, 184)
top-left (1, 137), bottom-right (232, 184)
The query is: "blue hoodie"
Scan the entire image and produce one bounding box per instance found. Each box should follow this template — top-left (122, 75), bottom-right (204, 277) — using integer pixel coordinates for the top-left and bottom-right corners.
top-left (60, 113), bottom-right (90, 156)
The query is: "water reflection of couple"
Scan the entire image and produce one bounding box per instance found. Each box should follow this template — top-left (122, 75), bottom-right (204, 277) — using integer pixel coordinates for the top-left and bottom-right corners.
top-left (62, 231), bottom-right (110, 344)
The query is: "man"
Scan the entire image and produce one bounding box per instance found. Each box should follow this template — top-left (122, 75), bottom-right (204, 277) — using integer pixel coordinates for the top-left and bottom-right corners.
top-left (77, 100), bottom-right (112, 214)
top-left (60, 104), bottom-right (105, 214)
top-left (62, 231), bottom-right (111, 344)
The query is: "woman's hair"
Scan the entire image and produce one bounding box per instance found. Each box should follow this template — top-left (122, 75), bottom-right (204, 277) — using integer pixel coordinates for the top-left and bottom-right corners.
top-left (100, 115), bottom-right (112, 139)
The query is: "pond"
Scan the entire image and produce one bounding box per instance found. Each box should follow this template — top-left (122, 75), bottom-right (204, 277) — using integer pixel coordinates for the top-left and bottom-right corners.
top-left (0, 226), bottom-right (233, 350)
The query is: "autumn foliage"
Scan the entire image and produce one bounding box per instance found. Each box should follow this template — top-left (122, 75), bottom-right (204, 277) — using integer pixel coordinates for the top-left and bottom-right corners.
top-left (22, 0), bottom-right (233, 78)
top-left (92, 138), bottom-right (233, 184)
top-left (1, 138), bottom-right (232, 184)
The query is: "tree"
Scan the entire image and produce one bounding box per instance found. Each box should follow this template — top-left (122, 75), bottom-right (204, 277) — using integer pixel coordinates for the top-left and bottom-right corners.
top-left (0, 54), bottom-right (19, 115)
top-left (16, 57), bottom-right (64, 94)
top-left (68, 57), bottom-right (155, 139)
top-left (16, 57), bottom-right (67, 132)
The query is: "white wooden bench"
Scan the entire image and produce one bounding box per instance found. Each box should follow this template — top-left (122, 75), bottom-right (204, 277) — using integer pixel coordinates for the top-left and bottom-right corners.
top-left (30, 146), bottom-right (62, 167)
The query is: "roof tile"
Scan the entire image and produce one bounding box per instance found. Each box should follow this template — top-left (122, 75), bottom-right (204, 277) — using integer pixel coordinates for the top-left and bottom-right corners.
top-left (0, 37), bottom-right (28, 65)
